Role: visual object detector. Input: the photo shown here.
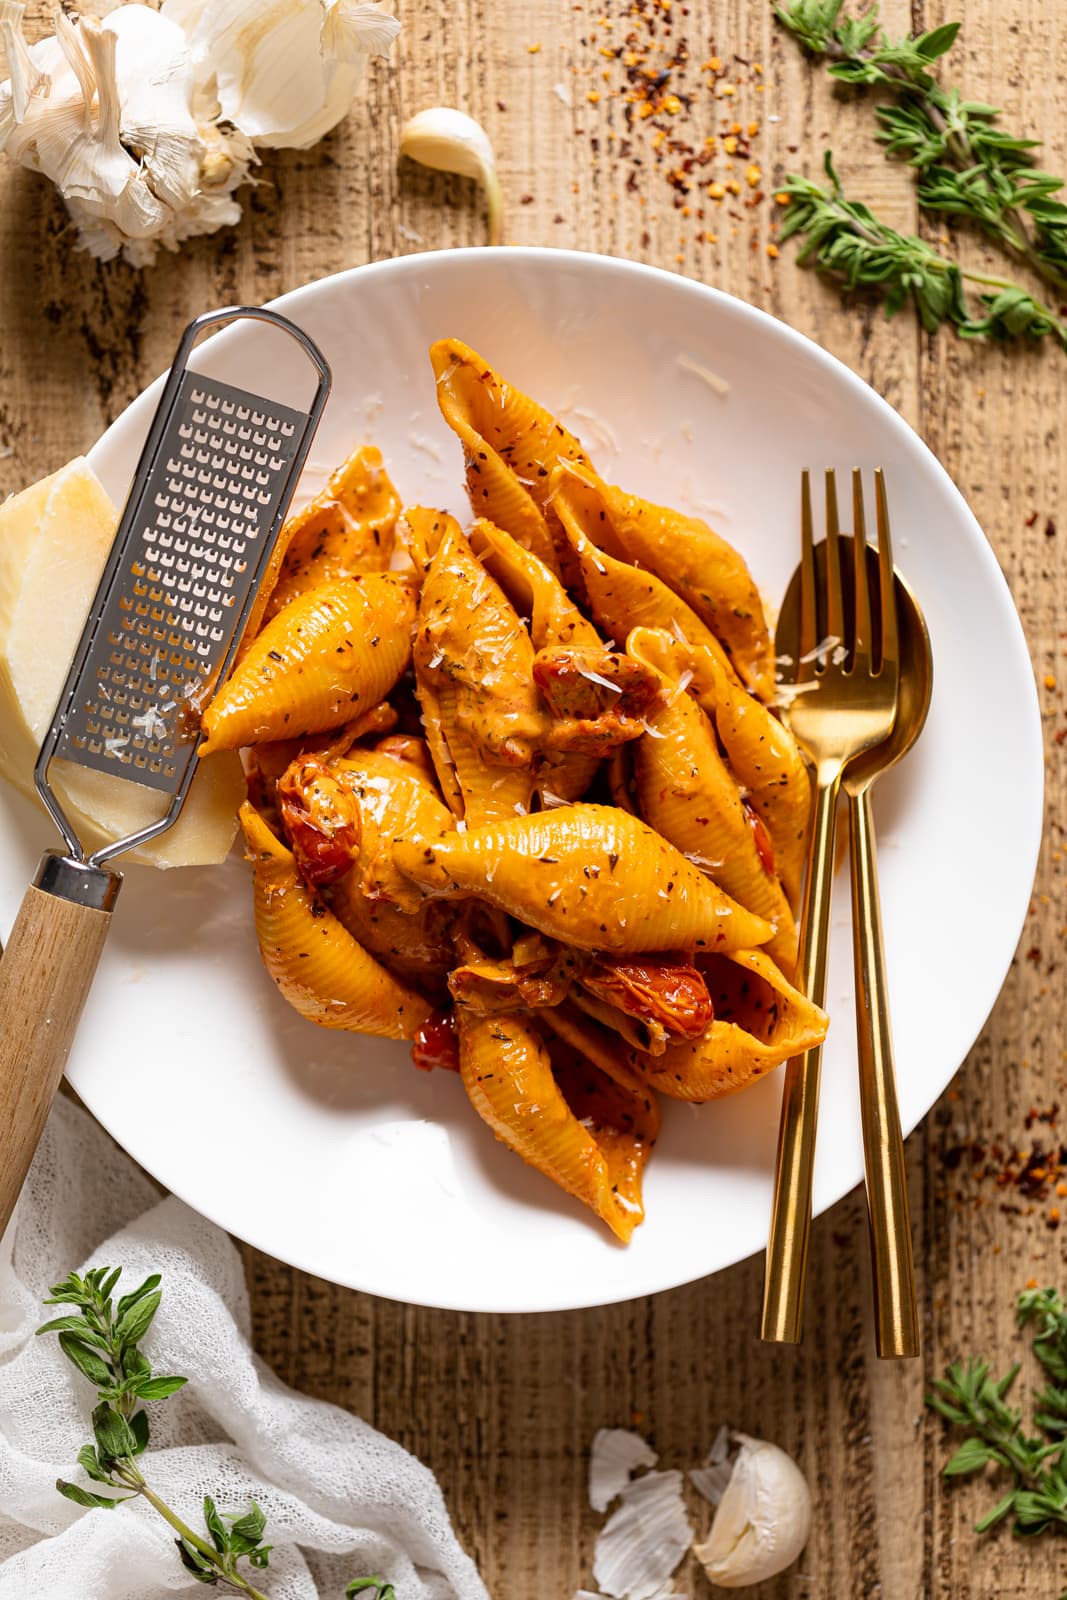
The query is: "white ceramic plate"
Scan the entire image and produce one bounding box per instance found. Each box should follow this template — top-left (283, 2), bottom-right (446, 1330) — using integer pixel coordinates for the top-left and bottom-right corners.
top-left (0, 249), bottom-right (1042, 1312)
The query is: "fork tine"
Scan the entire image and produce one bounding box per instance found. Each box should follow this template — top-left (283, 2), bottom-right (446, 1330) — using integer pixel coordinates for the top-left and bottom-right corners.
top-left (798, 470), bottom-right (817, 678)
top-left (824, 468), bottom-right (845, 651)
top-left (852, 469), bottom-right (872, 666)
top-left (874, 469), bottom-right (899, 673)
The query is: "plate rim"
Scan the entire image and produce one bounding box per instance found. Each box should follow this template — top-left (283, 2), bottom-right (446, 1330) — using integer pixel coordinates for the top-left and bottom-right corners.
top-left (66, 245), bottom-right (1045, 1311)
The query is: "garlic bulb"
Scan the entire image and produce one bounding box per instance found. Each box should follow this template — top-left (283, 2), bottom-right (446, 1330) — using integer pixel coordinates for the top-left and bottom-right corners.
top-left (0, 0), bottom-right (399, 263)
top-left (0, 3), bottom-right (252, 264)
top-left (161, 0), bottom-right (400, 149)
top-left (399, 106), bottom-right (502, 245)
top-left (692, 1432), bottom-right (812, 1588)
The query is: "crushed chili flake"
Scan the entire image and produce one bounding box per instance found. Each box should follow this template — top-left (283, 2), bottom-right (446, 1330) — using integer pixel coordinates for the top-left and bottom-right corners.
top-left (569, 3), bottom-right (774, 263)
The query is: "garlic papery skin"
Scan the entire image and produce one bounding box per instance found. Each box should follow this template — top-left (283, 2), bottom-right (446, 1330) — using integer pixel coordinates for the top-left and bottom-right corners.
top-left (399, 106), bottom-right (503, 245)
top-left (160, 0), bottom-right (400, 150)
top-left (692, 1433), bottom-right (812, 1588)
top-left (0, 5), bottom-right (253, 265)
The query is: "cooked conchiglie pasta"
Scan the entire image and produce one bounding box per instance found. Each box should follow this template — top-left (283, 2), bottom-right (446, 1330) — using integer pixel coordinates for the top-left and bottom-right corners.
top-left (430, 337), bottom-right (585, 570)
top-left (415, 513), bottom-right (543, 824)
top-left (261, 445), bottom-right (401, 624)
top-left (457, 1008), bottom-right (657, 1241)
top-left (326, 746), bottom-right (456, 991)
top-left (586, 479), bottom-right (774, 700)
top-left (239, 802), bottom-right (432, 1039)
top-left (392, 803), bottom-right (774, 954)
top-left (646, 632), bottom-right (812, 908)
top-left (627, 628), bottom-right (797, 971)
top-left (626, 947), bottom-right (828, 1100)
top-left (553, 465), bottom-right (738, 675)
top-left (201, 573), bottom-right (416, 753)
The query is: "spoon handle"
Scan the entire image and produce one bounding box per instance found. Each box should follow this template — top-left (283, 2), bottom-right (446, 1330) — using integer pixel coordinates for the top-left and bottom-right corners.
top-left (849, 786), bottom-right (919, 1359)
top-left (761, 763), bottom-right (841, 1344)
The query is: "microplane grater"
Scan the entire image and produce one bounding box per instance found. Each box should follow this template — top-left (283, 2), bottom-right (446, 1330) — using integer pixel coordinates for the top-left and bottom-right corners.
top-left (0, 305), bottom-right (330, 1241)
top-left (37, 306), bottom-right (331, 867)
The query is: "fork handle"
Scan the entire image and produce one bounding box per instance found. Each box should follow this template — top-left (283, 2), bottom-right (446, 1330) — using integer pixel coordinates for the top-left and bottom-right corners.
top-left (761, 765), bottom-right (842, 1344)
top-left (848, 787), bottom-right (919, 1359)
top-left (0, 854), bottom-right (121, 1239)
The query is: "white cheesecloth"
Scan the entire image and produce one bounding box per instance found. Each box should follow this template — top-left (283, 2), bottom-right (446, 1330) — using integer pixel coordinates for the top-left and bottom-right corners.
top-left (0, 1094), bottom-right (490, 1600)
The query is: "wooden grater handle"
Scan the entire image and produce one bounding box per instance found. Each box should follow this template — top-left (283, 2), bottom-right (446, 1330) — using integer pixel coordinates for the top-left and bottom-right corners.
top-left (0, 855), bottom-right (121, 1238)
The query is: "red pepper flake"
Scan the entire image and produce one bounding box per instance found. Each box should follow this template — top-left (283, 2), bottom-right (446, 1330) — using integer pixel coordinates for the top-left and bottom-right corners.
top-left (1026, 510), bottom-right (1039, 526)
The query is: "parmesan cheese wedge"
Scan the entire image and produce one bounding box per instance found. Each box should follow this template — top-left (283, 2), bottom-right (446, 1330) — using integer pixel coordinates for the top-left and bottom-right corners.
top-left (0, 458), bottom-right (244, 868)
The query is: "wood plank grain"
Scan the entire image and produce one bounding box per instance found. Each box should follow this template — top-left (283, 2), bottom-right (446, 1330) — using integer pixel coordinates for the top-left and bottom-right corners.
top-left (2, 0), bottom-right (1066, 1596)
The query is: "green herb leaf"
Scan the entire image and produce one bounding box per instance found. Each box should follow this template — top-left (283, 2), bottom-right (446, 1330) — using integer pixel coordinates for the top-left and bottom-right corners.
top-left (129, 1409), bottom-right (150, 1456)
top-left (176, 1537), bottom-right (220, 1585)
top-left (136, 1375), bottom-right (188, 1401)
top-left (92, 1402), bottom-right (137, 1466)
top-left (203, 1495), bottom-right (230, 1556)
top-left (57, 1333), bottom-right (112, 1387)
top-left (35, 1315), bottom-right (107, 1346)
top-left (114, 1274), bottom-right (161, 1325)
top-left (56, 1479), bottom-right (128, 1510)
top-left (114, 1290), bottom-right (161, 1348)
top-left (346, 1581), bottom-right (397, 1599)
top-left (944, 1437), bottom-right (993, 1476)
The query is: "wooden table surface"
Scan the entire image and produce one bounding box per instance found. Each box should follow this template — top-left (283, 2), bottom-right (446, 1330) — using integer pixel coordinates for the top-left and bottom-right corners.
top-left (2, 2), bottom-right (1065, 1595)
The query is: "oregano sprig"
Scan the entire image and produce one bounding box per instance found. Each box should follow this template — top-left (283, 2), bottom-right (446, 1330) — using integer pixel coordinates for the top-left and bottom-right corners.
top-left (779, 155), bottom-right (1067, 351)
top-left (38, 1267), bottom-right (395, 1600)
top-left (776, 1), bottom-right (1067, 295)
top-left (926, 1286), bottom-right (1067, 1551)
top-left (774, 2), bottom-right (1067, 354)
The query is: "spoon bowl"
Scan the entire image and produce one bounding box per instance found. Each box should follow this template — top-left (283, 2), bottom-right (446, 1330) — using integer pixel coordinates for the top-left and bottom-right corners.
top-left (776, 542), bottom-right (933, 792)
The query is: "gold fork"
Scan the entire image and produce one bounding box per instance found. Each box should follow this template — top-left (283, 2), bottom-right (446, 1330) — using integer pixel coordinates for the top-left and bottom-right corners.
top-left (761, 468), bottom-right (900, 1346)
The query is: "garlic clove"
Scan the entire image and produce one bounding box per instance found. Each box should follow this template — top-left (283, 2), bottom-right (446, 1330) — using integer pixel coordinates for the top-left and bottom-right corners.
top-left (0, 1), bottom-right (44, 133)
top-left (399, 106), bottom-right (503, 245)
top-left (692, 1432), bottom-right (812, 1588)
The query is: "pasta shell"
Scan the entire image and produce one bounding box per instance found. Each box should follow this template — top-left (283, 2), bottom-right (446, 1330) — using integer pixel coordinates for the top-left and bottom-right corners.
top-left (430, 338), bottom-right (585, 571)
top-left (415, 513), bottom-right (544, 823)
top-left (553, 465), bottom-right (738, 677)
top-left (262, 445), bottom-right (400, 624)
top-left (627, 628), bottom-right (797, 971)
top-left (585, 477), bottom-right (774, 700)
top-left (627, 947), bottom-right (828, 1100)
top-left (238, 801), bottom-right (431, 1039)
top-left (457, 1008), bottom-right (657, 1242)
top-left (392, 802), bottom-right (775, 954)
top-left (327, 747), bottom-right (456, 987)
top-left (640, 631), bottom-right (811, 907)
top-left (201, 574), bottom-right (416, 753)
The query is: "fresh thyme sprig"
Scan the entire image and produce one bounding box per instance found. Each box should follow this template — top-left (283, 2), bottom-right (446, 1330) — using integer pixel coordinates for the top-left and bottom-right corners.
top-left (38, 1267), bottom-right (396, 1600)
top-left (926, 1287), bottom-right (1067, 1546)
top-left (776, 1), bottom-right (1067, 295)
top-left (779, 154), bottom-right (1067, 351)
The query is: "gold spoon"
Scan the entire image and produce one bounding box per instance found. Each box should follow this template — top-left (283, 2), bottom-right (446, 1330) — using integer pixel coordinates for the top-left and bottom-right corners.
top-left (774, 539), bottom-right (932, 1355)
top-left (842, 557), bottom-right (932, 1357)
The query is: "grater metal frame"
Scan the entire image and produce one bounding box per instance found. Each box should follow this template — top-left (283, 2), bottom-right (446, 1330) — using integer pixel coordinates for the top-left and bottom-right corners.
top-left (34, 306), bottom-right (331, 870)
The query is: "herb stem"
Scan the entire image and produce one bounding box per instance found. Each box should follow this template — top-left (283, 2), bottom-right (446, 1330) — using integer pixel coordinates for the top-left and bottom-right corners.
top-left (134, 1478), bottom-right (271, 1600)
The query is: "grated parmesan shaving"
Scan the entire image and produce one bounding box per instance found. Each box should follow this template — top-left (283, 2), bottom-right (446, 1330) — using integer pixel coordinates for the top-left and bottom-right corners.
top-left (666, 668), bottom-right (694, 705)
top-left (554, 81), bottom-right (573, 107)
top-left (577, 665), bottom-right (623, 694)
top-left (639, 717), bottom-right (667, 739)
top-left (676, 352), bottom-right (730, 396)
top-left (798, 633), bottom-right (841, 667)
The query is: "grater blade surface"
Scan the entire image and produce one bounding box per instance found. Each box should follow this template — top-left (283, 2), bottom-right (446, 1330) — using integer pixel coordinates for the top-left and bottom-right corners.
top-left (36, 305), bottom-right (331, 865)
top-left (54, 372), bottom-right (307, 795)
